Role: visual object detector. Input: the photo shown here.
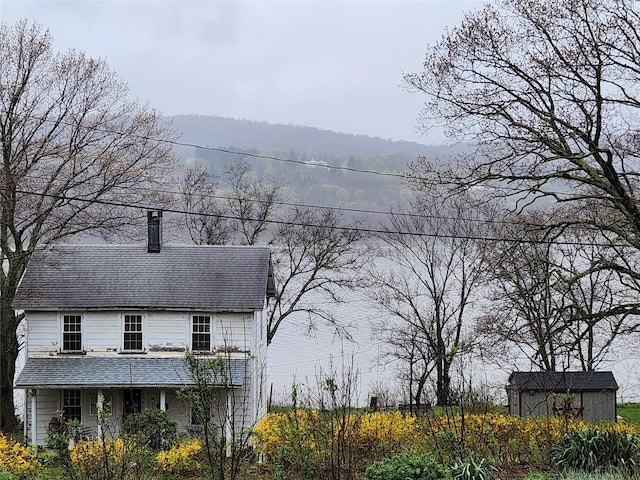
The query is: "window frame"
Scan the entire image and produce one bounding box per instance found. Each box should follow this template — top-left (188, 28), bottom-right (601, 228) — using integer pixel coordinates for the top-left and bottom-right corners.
top-left (122, 313), bottom-right (144, 352)
top-left (61, 313), bottom-right (83, 352)
top-left (62, 389), bottom-right (82, 423)
top-left (191, 314), bottom-right (212, 352)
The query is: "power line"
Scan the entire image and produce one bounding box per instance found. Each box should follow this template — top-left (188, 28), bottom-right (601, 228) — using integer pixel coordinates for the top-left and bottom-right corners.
top-left (5, 112), bottom-right (639, 245)
top-left (2, 185), bottom-right (634, 247)
top-left (178, 142), bottom-right (408, 179)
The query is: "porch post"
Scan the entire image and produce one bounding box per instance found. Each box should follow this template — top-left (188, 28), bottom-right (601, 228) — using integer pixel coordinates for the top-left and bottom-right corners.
top-left (159, 389), bottom-right (166, 411)
top-left (225, 391), bottom-right (232, 457)
top-left (30, 390), bottom-right (36, 445)
top-left (96, 390), bottom-right (103, 438)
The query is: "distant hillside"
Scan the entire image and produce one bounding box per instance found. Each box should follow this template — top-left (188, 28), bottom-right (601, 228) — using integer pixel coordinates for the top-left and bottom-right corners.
top-left (167, 114), bottom-right (452, 158)
top-left (166, 114), bottom-right (463, 212)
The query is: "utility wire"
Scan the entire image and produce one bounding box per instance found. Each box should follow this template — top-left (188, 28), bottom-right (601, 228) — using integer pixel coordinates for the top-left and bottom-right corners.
top-left (20, 171), bottom-right (543, 228)
top-left (2, 185), bottom-right (635, 247)
top-left (5, 112), bottom-right (638, 244)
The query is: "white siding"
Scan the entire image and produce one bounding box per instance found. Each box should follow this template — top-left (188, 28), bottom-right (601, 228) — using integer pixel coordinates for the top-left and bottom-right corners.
top-left (25, 312), bottom-right (58, 355)
top-left (25, 310), bottom-right (262, 355)
top-left (21, 306), bottom-right (268, 445)
top-left (84, 312), bottom-right (120, 352)
top-left (146, 312), bottom-right (189, 352)
top-left (215, 313), bottom-right (252, 351)
top-left (33, 390), bottom-right (59, 446)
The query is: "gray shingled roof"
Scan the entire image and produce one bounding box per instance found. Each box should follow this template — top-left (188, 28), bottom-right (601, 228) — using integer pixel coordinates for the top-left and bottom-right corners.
top-left (13, 244), bottom-right (275, 311)
top-left (14, 356), bottom-right (245, 388)
top-left (508, 371), bottom-right (618, 392)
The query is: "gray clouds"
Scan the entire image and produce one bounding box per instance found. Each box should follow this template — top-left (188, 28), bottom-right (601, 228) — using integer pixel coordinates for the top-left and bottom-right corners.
top-left (1, 0), bottom-right (481, 143)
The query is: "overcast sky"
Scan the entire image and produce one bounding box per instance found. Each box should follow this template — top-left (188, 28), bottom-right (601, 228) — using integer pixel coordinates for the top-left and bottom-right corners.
top-left (1, 0), bottom-right (482, 144)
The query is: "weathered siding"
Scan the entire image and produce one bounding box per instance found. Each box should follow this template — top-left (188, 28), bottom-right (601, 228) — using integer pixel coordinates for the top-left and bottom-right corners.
top-left (21, 306), bottom-right (268, 446)
top-left (24, 311), bottom-right (258, 355)
top-left (510, 390), bottom-right (616, 421)
top-left (146, 313), bottom-right (189, 352)
top-left (518, 392), bottom-right (550, 417)
top-left (583, 391), bottom-right (616, 421)
top-left (31, 389), bottom-right (59, 446)
top-left (25, 312), bottom-right (58, 355)
top-left (215, 313), bottom-right (252, 351)
top-left (84, 313), bottom-right (120, 352)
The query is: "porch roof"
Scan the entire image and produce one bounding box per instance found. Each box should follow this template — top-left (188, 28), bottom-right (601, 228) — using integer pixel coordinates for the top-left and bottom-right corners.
top-left (14, 356), bottom-right (245, 389)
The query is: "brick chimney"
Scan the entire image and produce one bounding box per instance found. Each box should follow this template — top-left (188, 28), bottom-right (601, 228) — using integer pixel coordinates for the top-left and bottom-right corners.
top-left (147, 210), bottom-right (162, 253)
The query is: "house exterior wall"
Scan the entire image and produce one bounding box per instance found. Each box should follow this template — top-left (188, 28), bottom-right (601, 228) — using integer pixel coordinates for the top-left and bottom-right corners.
top-left (25, 310), bottom-right (259, 356)
top-left (19, 308), bottom-right (267, 446)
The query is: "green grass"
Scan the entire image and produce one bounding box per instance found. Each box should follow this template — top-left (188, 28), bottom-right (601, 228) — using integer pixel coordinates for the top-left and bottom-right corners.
top-left (617, 403), bottom-right (640, 426)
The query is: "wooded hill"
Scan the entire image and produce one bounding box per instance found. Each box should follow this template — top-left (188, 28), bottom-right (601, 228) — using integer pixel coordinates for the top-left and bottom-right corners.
top-left (168, 115), bottom-right (459, 213)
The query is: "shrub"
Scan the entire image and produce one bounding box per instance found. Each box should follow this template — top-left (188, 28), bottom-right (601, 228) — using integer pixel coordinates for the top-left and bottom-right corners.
top-left (70, 438), bottom-right (127, 469)
top-left (156, 438), bottom-right (202, 476)
top-left (551, 427), bottom-right (640, 473)
top-left (0, 433), bottom-right (39, 476)
top-left (69, 437), bottom-right (156, 480)
top-left (451, 457), bottom-right (497, 480)
top-left (364, 452), bottom-right (450, 480)
top-left (254, 409), bottom-right (640, 475)
top-left (121, 409), bottom-right (177, 450)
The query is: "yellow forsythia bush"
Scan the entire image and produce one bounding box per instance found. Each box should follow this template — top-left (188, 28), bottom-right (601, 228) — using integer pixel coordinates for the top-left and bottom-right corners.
top-left (415, 413), bottom-right (639, 467)
top-left (0, 433), bottom-right (39, 476)
top-left (252, 410), bottom-right (419, 459)
top-left (252, 409), bottom-right (322, 458)
top-left (352, 411), bottom-right (418, 454)
top-left (253, 409), bottom-right (640, 470)
top-left (70, 438), bottom-right (126, 468)
top-left (156, 438), bottom-right (202, 476)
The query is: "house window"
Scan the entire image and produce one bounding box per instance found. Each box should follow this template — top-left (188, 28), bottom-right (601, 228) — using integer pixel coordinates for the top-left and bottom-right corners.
top-left (123, 314), bottom-right (143, 351)
top-left (63, 389), bottom-right (82, 422)
top-left (63, 314), bottom-right (82, 351)
top-left (192, 315), bottom-right (211, 352)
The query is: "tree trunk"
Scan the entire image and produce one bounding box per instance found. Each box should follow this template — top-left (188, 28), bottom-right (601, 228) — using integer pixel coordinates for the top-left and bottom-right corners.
top-left (0, 295), bottom-right (18, 432)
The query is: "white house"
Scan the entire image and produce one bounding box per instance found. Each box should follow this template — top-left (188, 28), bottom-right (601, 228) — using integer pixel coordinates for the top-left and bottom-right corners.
top-left (13, 212), bottom-right (275, 446)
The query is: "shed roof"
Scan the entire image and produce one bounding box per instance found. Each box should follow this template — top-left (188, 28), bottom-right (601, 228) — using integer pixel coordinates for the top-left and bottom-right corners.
top-left (14, 356), bottom-right (244, 389)
top-left (13, 244), bottom-right (275, 311)
top-left (508, 371), bottom-right (618, 392)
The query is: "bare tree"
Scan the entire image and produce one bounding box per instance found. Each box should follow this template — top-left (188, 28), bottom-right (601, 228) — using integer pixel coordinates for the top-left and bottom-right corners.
top-left (478, 208), bottom-right (640, 371)
top-left (0, 20), bottom-right (177, 430)
top-left (368, 194), bottom-right (489, 406)
top-left (266, 205), bottom-right (370, 345)
top-left (181, 159), bottom-right (287, 246)
top-left (371, 319), bottom-right (432, 411)
top-left (225, 160), bottom-right (288, 246)
top-left (180, 162), bottom-right (372, 345)
top-left (180, 164), bottom-right (236, 246)
top-left (478, 211), bottom-right (575, 371)
top-left (404, 0), bottom-right (640, 317)
top-left (556, 225), bottom-right (639, 370)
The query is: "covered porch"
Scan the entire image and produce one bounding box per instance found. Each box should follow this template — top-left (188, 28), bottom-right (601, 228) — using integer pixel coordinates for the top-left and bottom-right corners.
top-left (15, 356), bottom-right (245, 446)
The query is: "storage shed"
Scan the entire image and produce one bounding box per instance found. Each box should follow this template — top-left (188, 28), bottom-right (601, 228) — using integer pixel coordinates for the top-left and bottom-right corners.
top-left (506, 371), bottom-right (618, 421)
